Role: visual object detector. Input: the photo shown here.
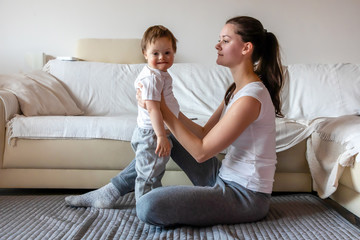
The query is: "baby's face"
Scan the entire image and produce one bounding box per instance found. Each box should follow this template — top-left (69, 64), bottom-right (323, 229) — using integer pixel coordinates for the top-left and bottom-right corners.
top-left (143, 37), bottom-right (175, 72)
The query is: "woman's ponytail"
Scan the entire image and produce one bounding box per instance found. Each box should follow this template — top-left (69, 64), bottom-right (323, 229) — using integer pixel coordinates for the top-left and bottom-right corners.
top-left (256, 31), bottom-right (283, 117)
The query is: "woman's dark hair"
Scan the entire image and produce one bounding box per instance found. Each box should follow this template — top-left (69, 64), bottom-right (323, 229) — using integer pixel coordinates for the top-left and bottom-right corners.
top-left (224, 16), bottom-right (283, 117)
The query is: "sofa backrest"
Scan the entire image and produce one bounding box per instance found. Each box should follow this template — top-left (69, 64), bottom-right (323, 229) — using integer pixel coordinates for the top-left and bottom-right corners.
top-left (45, 60), bottom-right (360, 121)
top-left (75, 38), bottom-right (145, 64)
top-left (44, 60), bottom-right (142, 116)
top-left (44, 60), bottom-right (232, 117)
top-left (281, 63), bottom-right (360, 121)
top-left (171, 63), bottom-right (232, 117)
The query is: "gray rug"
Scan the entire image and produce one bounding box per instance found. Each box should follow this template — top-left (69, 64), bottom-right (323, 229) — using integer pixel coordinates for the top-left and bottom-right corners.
top-left (0, 192), bottom-right (359, 240)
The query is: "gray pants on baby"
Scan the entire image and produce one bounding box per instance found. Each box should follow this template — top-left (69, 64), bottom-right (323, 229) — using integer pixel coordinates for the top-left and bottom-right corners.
top-left (131, 126), bottom-right (172, 202)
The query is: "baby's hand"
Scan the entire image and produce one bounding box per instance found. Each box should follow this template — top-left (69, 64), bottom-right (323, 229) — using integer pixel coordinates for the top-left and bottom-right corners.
top-left (155, 136), bottom-right (171, 157)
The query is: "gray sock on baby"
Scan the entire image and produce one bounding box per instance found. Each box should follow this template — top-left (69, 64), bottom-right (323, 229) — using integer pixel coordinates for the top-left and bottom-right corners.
top-left (65, 182), bottom-right (120, 208)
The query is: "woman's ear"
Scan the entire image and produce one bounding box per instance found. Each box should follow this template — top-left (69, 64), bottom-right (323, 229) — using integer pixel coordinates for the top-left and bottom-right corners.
top-left (242, 42), bottom-right (253, 55)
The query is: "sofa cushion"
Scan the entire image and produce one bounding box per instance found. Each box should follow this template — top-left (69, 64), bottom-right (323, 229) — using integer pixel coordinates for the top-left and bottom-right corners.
top-left (170, 63), bottom-right (232, 117)
top-left (7, 114), bottom-right (209, 143)
top-left (43, 60), bottom-right (143, 116)
top-left (7, 115), bottom-right (137, 143)
top-left (281, 63), bottom-right (360, 120)
top-left (75, 38), bottom-right (145, 64)
top-left (44, 60), bottom-right (233, 118)
top-left (0, 70), bottom-right (83, 116)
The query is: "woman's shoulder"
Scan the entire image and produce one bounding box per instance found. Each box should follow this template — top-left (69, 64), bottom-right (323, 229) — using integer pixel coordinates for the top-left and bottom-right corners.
top-left (233, 81), bottom-right (267, 101)
top-left (243, 81), bottom-right (266, 91)
top-left (228, 81), bottom-right (273, 116)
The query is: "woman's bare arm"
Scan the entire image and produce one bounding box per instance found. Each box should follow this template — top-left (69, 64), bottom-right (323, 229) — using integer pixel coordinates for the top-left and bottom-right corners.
top-left (146, 100), bottom-right (171, 156)
top-left (177, 101), bottom-right (225, 139)
top-left (161, 96), bottom-right (260, 163)
top-left (136, 86), bottom-right (224, 139)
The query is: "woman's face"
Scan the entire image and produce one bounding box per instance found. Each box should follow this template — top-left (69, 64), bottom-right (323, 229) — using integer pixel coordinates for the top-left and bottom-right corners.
top-left (215, 23), bottom-right (246, 68)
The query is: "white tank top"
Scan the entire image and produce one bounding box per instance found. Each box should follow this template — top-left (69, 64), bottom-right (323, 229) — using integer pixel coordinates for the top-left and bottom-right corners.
top-left (218, 82), bottom-right (277, 194)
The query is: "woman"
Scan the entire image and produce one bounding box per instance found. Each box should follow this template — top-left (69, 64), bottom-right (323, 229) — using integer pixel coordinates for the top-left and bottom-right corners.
top-left (65, 16), bottom-right (283, 227)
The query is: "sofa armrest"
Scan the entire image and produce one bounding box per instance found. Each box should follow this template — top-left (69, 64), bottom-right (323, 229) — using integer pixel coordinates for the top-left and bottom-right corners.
top-left (0, 90), bottom-right (20, 121)
top-left (0, 90), bottom-right (20, 167)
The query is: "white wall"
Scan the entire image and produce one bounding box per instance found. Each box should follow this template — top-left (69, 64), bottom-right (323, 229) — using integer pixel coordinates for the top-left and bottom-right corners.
top-left (1, 0), bottom-right (359, 74)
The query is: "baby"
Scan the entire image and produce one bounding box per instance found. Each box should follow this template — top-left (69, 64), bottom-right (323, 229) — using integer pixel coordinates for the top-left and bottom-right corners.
top-left (64, 25), bottom-right (179, 207)
top-left (133, 25), bottom-right (180, 201)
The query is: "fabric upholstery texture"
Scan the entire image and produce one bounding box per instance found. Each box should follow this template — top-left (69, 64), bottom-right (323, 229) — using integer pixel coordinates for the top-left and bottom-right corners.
top-left (281, 64), bottom-right (360, 120)
top-left (0, 70), bottom-right (82, 116)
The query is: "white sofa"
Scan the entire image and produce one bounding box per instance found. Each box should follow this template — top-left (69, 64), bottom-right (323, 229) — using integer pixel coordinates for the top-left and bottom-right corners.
top-left (0, 40), bottom-right (359, 218)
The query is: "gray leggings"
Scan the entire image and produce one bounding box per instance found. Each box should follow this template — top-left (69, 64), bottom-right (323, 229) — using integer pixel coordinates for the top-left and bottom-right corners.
top-left (111, 135), bottom-right (271, 227)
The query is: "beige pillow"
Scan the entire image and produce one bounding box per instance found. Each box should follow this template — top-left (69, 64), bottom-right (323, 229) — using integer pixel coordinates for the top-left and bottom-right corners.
top-left (0, 70), bottom-right (83, 116)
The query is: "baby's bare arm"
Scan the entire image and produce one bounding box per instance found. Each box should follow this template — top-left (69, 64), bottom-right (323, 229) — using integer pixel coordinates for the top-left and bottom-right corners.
top-left (146, 100), bottom-right (171, 157)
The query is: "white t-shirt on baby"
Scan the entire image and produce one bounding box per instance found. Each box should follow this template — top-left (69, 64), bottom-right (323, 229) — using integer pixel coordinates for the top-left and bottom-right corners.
top-left (134, 65), bottom-right (180, 129)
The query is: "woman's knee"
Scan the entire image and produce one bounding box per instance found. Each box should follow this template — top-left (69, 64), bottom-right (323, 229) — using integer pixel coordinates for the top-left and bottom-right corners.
top-left (135, 198), bottom-right (152, 224)
top-left (136, 192), bottom-right (166, 226)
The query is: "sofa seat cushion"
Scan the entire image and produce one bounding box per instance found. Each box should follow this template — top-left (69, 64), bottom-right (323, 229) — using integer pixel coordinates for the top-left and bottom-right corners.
top-left (7, 114), bottom-right (138, 143)
top-left (7, 114), bottom-right (209, 143)
top-left (3, 138), bottom-right (135, 169)
top-left (3, 137), bottom-right (219, 172)
top-left (8, 114), bottom-right (315, 153)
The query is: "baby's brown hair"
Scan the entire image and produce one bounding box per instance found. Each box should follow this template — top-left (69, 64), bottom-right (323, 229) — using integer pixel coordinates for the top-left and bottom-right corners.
top-left (141, 25), bottom-right (177, 53)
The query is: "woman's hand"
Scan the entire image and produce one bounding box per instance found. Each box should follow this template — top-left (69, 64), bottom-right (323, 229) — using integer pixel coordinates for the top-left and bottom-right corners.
top-left (136, 84), bottom-right (146, 109)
